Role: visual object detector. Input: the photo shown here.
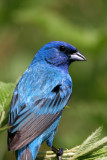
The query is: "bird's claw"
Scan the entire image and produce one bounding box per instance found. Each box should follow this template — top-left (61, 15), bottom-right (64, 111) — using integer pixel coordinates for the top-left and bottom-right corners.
top-left (57, 148), bottom-right (63, 160)
top-left (57, 148), bottom-right (63, 156)
top-left (52, 146), bottom-right (63, 160)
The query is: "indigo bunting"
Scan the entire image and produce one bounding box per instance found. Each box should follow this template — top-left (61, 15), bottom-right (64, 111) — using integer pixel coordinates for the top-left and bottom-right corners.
top-left (8, 41), bottom-right (86, 160)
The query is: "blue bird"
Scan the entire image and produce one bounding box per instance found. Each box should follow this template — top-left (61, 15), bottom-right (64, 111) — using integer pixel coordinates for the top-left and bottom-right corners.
top-left (8, 41), bottom-right (86, 160)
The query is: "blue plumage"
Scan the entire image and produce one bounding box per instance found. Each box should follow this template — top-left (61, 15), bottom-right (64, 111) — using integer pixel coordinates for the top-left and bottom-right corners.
top-left (8, 41), bottom-right (86, 160)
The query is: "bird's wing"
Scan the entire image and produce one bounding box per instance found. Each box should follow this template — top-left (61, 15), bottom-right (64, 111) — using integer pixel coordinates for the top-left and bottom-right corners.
top-left (8, 67), bottom-right (72, 150)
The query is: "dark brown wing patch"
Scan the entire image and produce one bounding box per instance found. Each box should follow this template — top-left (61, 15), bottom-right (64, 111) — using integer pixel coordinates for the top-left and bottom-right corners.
top-left (8, 110), bottom-right (62, 150)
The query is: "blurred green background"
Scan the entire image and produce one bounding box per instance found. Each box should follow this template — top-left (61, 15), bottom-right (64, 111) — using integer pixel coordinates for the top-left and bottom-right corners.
top-left (0, 0), bottom-right (107, 159)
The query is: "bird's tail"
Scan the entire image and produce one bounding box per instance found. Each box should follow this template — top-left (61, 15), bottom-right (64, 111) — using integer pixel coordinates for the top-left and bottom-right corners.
top-left (15, 142), bottom-right (41, 160)
top-left (16, 147), bottom-right (33, 160)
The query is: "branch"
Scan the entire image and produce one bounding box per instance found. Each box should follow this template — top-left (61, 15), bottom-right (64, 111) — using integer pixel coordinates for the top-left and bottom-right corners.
top-left (37, 146), bottom-right (79, 159)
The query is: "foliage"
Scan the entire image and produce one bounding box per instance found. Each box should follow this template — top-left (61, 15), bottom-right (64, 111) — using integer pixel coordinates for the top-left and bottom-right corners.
top-left (0, 81), bottom-right (15, 132)
top-left (71, 127), bottom-right (107, 160)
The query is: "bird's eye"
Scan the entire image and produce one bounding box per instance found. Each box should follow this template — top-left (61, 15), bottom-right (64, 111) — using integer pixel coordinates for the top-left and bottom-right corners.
top-left (59, 45), bottom-right (66, 52)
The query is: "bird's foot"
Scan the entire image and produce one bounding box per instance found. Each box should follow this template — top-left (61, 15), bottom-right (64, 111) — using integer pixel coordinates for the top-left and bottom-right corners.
top-left (52, 146), bottom-right (63, 160)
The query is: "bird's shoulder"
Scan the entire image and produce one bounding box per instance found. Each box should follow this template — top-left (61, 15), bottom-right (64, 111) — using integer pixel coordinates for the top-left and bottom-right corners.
top-left (18, 64), bottom-right (71, 96)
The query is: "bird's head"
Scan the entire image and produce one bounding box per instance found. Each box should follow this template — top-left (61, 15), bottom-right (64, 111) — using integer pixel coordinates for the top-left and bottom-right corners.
top-left (33, 41), bottom-right (86, 71)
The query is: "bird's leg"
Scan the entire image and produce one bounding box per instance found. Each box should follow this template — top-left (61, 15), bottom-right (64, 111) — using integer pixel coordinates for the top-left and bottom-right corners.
top-left (52, 146), bottom-right (63, 160)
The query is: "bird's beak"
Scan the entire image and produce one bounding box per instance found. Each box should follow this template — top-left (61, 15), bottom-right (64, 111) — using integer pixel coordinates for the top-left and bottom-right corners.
top-left (70, 52), bottom-right (87, 61)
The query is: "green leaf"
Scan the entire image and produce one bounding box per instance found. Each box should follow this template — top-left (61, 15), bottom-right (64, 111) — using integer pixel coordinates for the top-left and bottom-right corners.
top-left (0, 81), bottom-right (15, 127)
top-left (0, 81), bottom-right (15, 111)
top-left (71, 127), bottom-right (107, 160)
